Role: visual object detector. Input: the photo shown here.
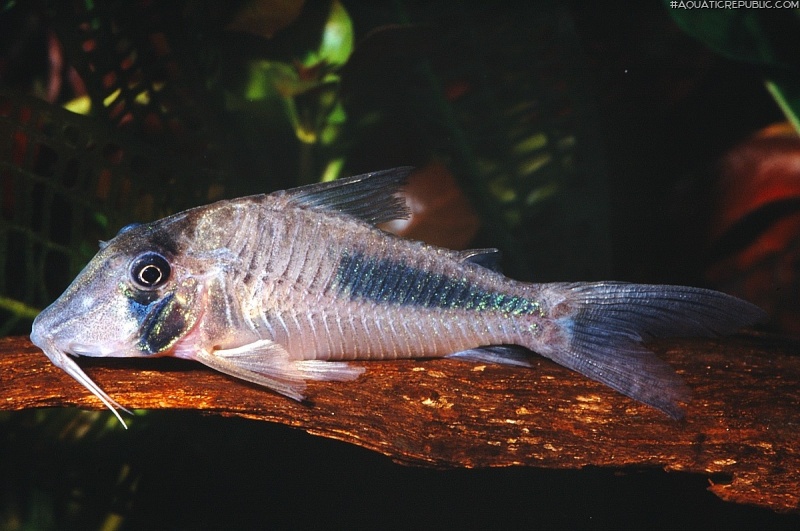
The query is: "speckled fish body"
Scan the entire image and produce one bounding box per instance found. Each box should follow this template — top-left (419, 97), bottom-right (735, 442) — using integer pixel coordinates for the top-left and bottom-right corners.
top-left (30, 168), bottom-right (766, 425)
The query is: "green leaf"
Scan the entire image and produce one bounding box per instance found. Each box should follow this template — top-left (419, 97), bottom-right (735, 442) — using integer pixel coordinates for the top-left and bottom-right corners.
top-left (0, 296), bottom-right (40, 320)
top-left (313, 0), bottom-right (353, 67)
top-left (765, 78), bottom-right (800, 134)
top-left (246, 61), bottom-right (301, 100)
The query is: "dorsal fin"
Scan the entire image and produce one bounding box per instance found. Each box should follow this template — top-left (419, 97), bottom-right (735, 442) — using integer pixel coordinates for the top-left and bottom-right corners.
top-left (457, 248), bottom-right (503, 272)
top-left (275, 167), bottom-right (414, 225)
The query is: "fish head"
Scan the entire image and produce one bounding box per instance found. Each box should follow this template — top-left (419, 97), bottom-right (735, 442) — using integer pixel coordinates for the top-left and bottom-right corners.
top-left (30, 208), bottom-right (220, 424)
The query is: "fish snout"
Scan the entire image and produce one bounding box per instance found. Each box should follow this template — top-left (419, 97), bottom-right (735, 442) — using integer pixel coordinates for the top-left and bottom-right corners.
top-left (31, 305), bottom-right (109, 360)
top-left (30, 308), bottom-right (55, 351)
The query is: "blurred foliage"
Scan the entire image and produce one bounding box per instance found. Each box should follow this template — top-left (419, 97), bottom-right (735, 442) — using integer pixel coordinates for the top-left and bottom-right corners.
top-left (0, 0), bottom-right (612, 528)
top-left (666, 5), bottom-right (800, 132)
top-left (0, 0), bottom-right (611, 338)
top-left (243, 0), bottom-right (352, 152)
top-left (666, 4), bottom-right (800, 336)
top-left (0, 0), bottom-right (798, 528)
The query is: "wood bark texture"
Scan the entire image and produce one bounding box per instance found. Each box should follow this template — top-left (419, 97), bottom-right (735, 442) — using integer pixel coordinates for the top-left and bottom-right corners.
top-left (1, 333), bottom-right (798, 513)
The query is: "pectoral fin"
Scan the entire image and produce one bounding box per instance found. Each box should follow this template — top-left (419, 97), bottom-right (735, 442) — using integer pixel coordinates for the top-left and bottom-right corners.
top-left (193, 340), bottom-right (365, 401)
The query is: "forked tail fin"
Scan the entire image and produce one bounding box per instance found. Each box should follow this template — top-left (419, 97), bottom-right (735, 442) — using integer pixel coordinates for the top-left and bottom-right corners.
top-left (541, 282), bottom-right (767, 419)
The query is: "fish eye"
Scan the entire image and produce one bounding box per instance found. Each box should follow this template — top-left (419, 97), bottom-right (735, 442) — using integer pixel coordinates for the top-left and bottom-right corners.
top-left (130, 253), bottom-right (171, 289)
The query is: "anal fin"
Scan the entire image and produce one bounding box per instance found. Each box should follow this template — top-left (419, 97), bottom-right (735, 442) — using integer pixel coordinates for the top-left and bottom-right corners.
top-left (446, 345), bottom-right (533, 367)
top-left (193, 339), bottom-right (365, 401)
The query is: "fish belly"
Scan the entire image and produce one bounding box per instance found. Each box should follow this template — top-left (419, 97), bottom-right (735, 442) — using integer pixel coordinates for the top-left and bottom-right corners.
top-left (272, 301), bottom-right (544, 362)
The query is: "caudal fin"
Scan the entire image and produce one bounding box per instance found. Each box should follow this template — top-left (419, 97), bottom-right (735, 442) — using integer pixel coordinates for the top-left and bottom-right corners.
top-left (542, 282), bottom-right (767, 419)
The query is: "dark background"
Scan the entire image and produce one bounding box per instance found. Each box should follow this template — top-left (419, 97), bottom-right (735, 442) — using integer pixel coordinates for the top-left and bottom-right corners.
top-left (1, 1), bottom-right (799, 529)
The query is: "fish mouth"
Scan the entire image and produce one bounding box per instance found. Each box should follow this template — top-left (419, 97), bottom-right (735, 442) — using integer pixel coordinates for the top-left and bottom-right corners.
top-left (31, 306), bottom-right (138, 359)
top-left (68, 341), bottom-right (139, 358)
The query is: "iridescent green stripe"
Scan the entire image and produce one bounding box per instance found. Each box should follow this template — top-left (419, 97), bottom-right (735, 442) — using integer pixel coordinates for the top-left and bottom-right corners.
top-left (334, 251), bottom-right (540, 314)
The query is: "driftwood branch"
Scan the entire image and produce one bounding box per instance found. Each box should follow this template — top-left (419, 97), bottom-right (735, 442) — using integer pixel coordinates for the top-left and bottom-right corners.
top-left (1, 334), bottom-right (798, 513)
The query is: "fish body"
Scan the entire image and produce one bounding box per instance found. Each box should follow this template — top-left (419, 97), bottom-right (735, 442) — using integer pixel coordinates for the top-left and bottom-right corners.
top-left (30, 168), bottom-right (766, 425)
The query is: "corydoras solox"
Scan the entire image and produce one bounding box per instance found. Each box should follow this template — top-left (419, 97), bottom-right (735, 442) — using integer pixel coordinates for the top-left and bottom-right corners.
top-left (30, 167), bottom-right (766, 426)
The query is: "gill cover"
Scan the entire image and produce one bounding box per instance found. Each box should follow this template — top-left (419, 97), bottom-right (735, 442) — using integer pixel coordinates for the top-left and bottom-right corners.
top-left (131, 276), bottom-right (200, 355)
